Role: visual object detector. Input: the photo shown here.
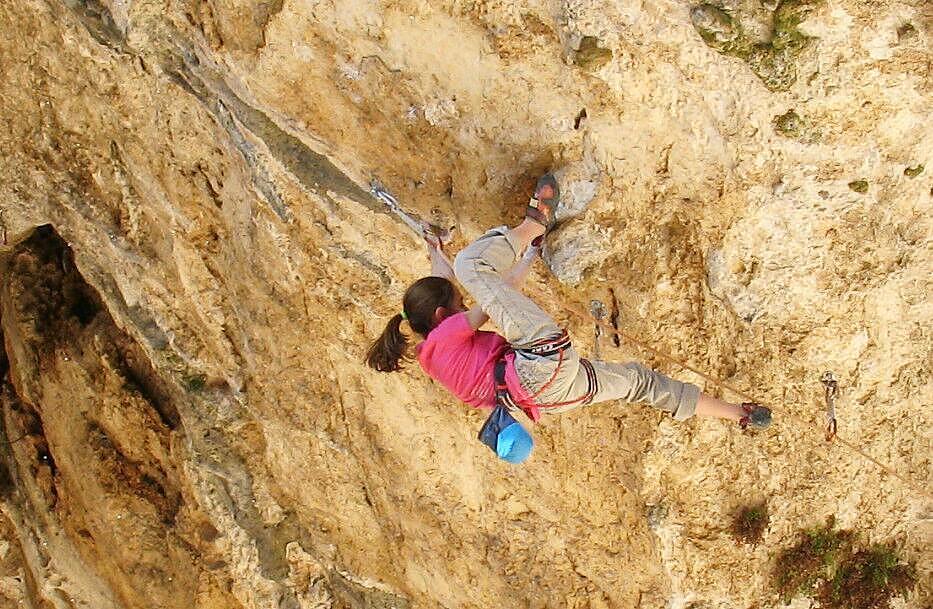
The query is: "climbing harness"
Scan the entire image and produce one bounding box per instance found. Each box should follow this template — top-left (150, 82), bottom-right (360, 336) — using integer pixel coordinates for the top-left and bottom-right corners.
top-left (492, 360), bottom-right (522, 413)
top-left (821, 371), bottom-right (838, 442)
top-left (492, 332), bottom-right (599, 420)
top-left (522, 330), bottom-right (572, 358)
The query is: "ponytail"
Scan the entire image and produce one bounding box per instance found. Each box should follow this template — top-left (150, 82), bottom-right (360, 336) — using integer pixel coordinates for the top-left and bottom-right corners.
top-left (365, 276), bottom-right (457, 373)
top-left (366, 314), bottom-right (409, 372)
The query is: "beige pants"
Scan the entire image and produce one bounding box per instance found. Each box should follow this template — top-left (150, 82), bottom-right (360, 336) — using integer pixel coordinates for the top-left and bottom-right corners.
top-left (453, 226), bottom-right (699, 420)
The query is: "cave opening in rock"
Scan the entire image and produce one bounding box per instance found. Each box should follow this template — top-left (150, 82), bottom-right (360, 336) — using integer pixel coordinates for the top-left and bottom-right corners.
top-left (0, 224), bottom-right (214, 607)
top-left (0, 324), bottom-right (7, 385)
top-left (1, 225), bottom-right (180, 430)
top-left (0, 225), bottom-right (186, 500)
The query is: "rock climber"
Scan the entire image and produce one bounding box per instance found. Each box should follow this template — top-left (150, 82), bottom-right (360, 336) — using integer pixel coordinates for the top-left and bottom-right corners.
top-left (366, 174), bottom-right (772, 464)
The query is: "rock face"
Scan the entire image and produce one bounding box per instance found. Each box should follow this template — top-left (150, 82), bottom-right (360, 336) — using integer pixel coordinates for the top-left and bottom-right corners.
top-left (0, 1), bottom-right (929, 609)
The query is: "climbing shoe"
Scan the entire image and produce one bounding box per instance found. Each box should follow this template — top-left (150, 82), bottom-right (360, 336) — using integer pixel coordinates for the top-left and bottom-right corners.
top-left (739, 403), bottom-right (772, 430)
top-left (525, 173), bottom-right (560, 231)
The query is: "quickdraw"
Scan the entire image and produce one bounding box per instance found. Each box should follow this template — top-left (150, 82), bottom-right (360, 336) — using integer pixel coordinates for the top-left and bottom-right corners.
top-left (821, 371), bottom-right (838, 442)
top-left (369, 179), bottom-right (422, 236)
top-left (369, 178), bottom-right (453, 252)
top-left (589, 299), bottom-right (607, 359)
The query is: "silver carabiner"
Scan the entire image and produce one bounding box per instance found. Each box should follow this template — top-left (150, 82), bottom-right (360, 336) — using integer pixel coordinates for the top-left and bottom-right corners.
top-left (820, 371), bottom-right (838, 442)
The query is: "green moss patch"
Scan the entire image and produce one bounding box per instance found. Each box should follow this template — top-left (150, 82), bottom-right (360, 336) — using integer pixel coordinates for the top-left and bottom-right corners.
top-left (816, 544), bottom-right (917, 609)
top-left (848, 180), bottom-right (869, 193)
top-left (772, 518), bottom-right (916, 609)
top-left (772, 0), bottom-right (821, 51)
top-left (691, 0), bottom-right (824, 91)
top-left (691, 5), bottom-right (746, 54)
top-left (774, 109), bottom-right (803, 137)
top-left (731, 503), bottom-right (769, 545)
top-left (773, 519), bottom-right (854, 601)
top-left (773, 108), bottom-right (821, 141)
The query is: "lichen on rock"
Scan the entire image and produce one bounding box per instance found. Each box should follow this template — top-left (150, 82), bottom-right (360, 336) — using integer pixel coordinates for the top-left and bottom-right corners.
top-left (690, 5), bottom-right (746, 54)
top-left (691, 0), bottom-right (825, 90)
top-left (774, 109), bottom-right (804, 137)
top-left (773, 108), bottom-right (820, 141)
top-left (848, 179), bottom-right (869, 193)
top-left (573, 36), bottom-right (613, 71)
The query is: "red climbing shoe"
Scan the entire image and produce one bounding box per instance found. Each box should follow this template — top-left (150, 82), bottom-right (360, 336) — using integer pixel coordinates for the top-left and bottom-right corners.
top-left (739, 403), bottom-right (772, 430)
top-left (525, 173), bottom-right (560, 231)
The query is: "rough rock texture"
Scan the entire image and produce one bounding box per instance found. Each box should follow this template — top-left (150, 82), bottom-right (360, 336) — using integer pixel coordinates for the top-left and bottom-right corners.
top-left (0, 1), bottom-right (930, 608)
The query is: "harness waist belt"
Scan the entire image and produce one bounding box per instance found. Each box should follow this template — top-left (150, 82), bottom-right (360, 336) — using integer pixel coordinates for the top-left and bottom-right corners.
top-left (521, 330), bottom-right (572, 357)
top-left (494, 334), bottom-right (598, 413)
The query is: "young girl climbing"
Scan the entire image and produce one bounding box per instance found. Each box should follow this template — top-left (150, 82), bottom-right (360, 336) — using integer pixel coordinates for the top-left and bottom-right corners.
top-left (366, 174), bottom-right (772, 463)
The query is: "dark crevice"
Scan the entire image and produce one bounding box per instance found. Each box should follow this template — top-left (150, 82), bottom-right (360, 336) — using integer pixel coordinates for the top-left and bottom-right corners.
top-left (37, 447), bottom-right (56, 475)
top-left (108, 337), bottom-right (181, 430)
top-left (68, 290), bottom-right (99, 326)
top-left (3, 226), bottom-right (181, 433)
top-left (0, 393), bottom-right (16, 501)
top-left (10, 399), bottom-right (59, 507)
top-left (0, 319), bottom-right (12, 499)
top-left (61, 0), bottom-right (128, 53)
top-left (574, 108), bottom-right (587, 130)
top-left (0, 461), bottom-right (12, 501)
top-left (86, 421), bottom-right (181, 525)
top-left (7, 225), bottom-right (95, 357)
top-left (608, 287), bottom-right (621, 347)
top-left (0, 325), bottom-right (7, 383)
top-left (1, 225), bottom-right (197, 599)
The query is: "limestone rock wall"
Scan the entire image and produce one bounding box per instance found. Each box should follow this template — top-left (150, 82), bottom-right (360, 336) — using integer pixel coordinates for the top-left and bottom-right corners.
top-left (0, 0), bottom-right (929, 608)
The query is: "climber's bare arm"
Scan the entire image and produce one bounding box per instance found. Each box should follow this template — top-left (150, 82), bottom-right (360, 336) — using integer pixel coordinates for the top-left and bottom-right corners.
top-left (427, 243), bottom-right (455, 281)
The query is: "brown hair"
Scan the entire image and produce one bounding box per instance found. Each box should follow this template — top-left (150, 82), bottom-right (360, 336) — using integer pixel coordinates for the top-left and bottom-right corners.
top-left (365, 276), bottom-right (457, 372)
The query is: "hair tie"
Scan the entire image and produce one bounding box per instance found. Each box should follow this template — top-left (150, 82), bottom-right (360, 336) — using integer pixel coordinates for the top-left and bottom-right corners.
top-left (400, 311), bottom-right (408, 320)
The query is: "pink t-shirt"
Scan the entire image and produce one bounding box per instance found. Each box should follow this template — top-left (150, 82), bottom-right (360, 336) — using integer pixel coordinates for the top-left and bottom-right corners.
top-left (416, 313), bottom-right (537, 419)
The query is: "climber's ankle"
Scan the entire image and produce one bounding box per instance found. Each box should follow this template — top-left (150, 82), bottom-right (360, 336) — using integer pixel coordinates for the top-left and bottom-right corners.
top-left (511, 219), bottom-right (546, 250)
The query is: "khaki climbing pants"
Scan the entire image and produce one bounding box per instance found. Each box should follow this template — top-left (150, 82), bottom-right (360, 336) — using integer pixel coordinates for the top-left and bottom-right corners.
top-left (453, 226), bottom-right (699, 420)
